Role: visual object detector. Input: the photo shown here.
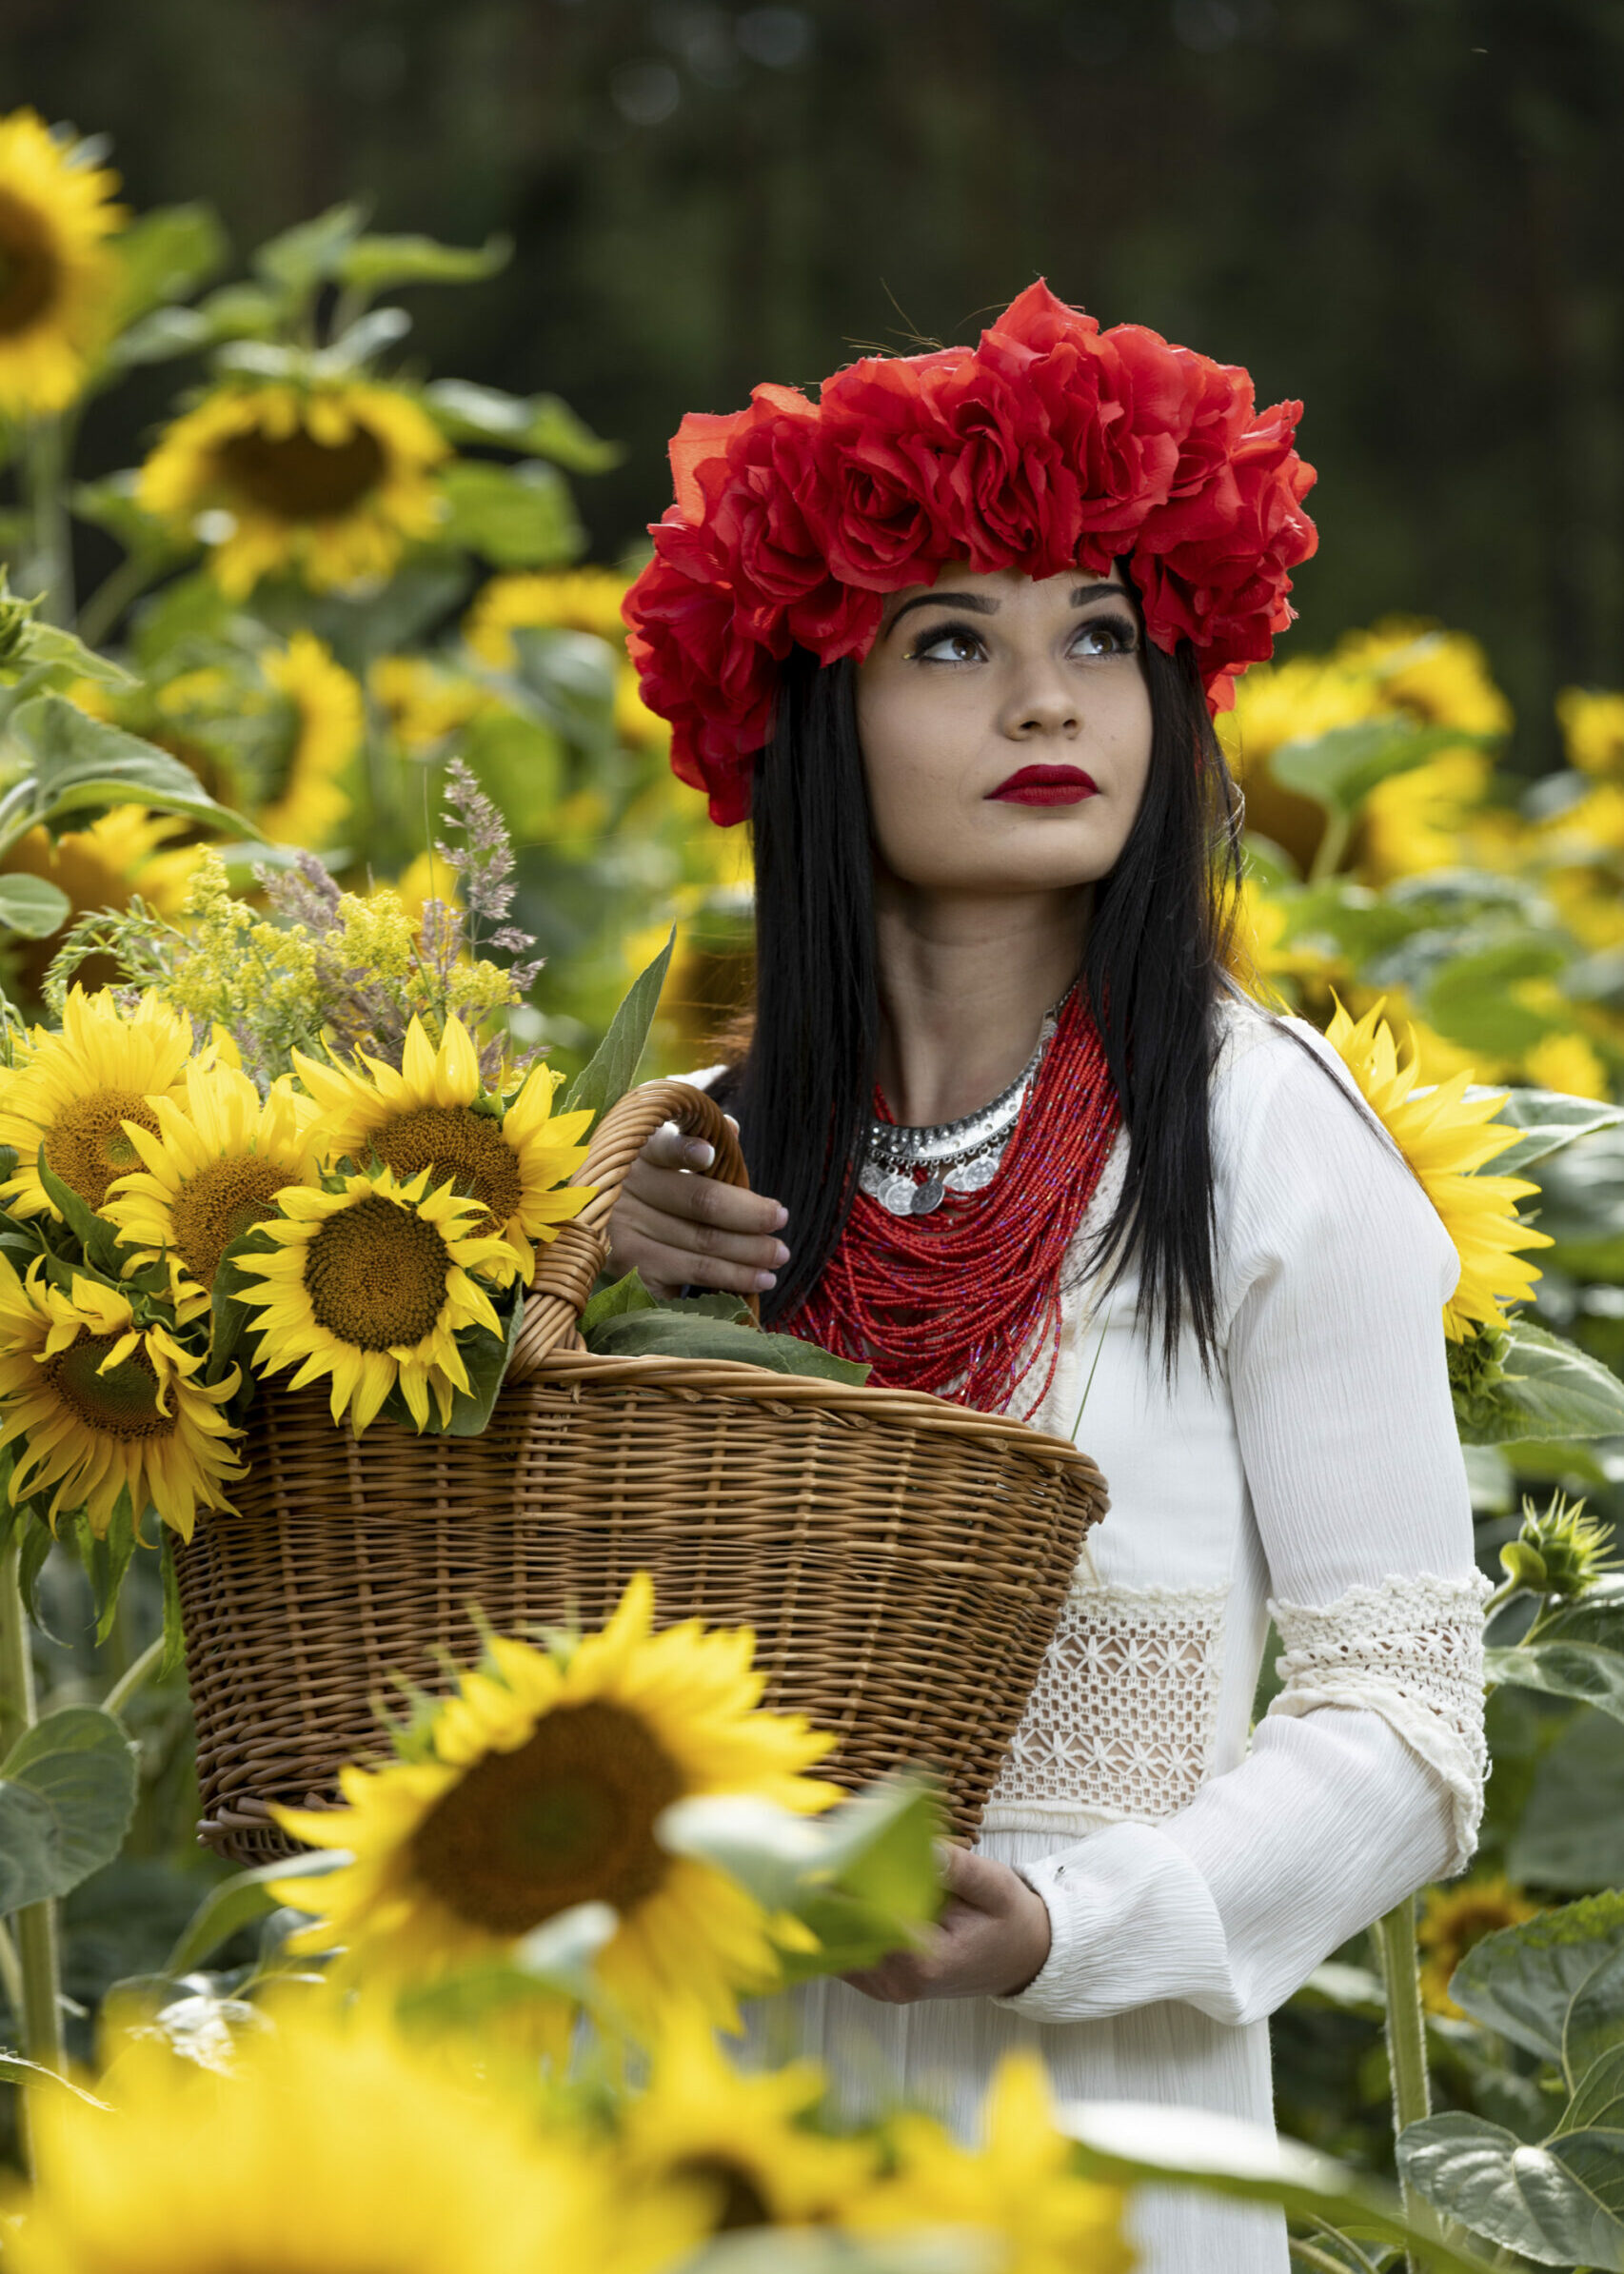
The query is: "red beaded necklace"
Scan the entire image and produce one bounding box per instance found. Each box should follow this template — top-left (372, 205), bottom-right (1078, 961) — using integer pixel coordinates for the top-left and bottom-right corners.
top-left (788, 987), bottom-right (1120, 1418)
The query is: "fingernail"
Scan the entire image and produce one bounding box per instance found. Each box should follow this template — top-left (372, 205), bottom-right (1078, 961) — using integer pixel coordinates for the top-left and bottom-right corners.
top-left (771, 1241), bottom-right (790, 1266)
top-left (685, 1140), bottom-right (714, 1168)
top-left (752, 1270), bottom-right (778, 1292)
top-left (771, 1203), bottom-right (788, 1230)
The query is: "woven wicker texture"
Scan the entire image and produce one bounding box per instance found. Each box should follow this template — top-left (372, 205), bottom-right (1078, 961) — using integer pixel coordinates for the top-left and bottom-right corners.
top-left (177, 1080), bottom-right (1108, 1863)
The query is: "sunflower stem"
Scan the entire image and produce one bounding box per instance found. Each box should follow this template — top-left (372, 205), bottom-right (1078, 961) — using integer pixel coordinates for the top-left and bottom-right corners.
top-left (0, 1530), bottom-right (68, 2097)
top-left (102, 1632), bottom-right (164, 1722)
top-left (20, 417), bottom-right (75, 627)
top-left (1373, 1893), bottom-right (1437, 2272)
top-left (75, 547), bottom-right (164, 651)
top-left (1308, 805), bottom-right (1352, 883)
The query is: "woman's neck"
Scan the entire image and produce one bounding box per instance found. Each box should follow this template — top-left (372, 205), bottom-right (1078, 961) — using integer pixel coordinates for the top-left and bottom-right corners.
top-left (871, 878), bottom-right (1090, 1128)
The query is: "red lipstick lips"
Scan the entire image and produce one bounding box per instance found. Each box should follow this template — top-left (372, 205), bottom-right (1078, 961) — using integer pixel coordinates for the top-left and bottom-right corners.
top-left (987, 764), bottom-right (1099, 806)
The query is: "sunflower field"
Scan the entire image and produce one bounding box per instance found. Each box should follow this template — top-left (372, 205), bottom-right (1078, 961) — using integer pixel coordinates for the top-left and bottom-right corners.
top-left (3, 104), bottom-right (1624, 2274)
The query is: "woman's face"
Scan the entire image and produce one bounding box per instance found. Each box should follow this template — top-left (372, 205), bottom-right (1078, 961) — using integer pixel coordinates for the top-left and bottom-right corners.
top-left (854, 564), bottom-right (1155, 895)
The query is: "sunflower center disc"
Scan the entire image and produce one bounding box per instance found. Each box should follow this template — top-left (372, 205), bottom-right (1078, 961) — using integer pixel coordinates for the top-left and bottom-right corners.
top-left (43, 1091), bottom-right (162, 1213)
top-left (670, 2157), bottom-right (775, 2235)
top-left (303, 1192), bottom-right (451, 1351)
top-left (368, 1105), bottom-right (523, 1235)
top-left (408, 1700), bottom-right (684, 1935)
top-left (169, 1156), bottom-right (292, 1290)
top-left (0, 191), bottom-right (56, 334)
top-left (217, 420), bottom-right (387, 521)
top-left (44, 1332), bottom-right (168, 1440)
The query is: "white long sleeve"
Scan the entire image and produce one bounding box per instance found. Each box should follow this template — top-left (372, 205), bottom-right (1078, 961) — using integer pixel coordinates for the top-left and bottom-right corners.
top-left (998, 1011), bottom-right (1488, 2028)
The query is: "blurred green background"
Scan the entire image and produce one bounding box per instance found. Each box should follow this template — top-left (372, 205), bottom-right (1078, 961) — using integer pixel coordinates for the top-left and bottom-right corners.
top-left (8, 0), bottom-right (1622, 768)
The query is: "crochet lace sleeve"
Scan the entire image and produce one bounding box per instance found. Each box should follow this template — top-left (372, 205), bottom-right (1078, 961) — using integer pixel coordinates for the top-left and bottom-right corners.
top-left (1000, 1022), bottom-right (1488, 2030)
top-left (1268, 1572), bottom-right (1493, 1873)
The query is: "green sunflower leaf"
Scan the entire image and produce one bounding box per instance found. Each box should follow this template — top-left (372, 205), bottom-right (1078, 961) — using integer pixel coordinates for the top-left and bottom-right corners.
top-left (107, 202), bottom-right (229, 334)
top-left (562, 927), bottom-right (674, 1125)
top-left (1270, 719), bottom-right (1491, 821)
top-left (1487, 1089), bottom-right (1624, 1178)
top-left (1397, 2111), bottom-right (1624, 2269)
top-left (0, 694), bottom-right (257, 849)
top-left (584, 1306), bottom-right (870, 1384)
top-left (334, 231), bottom-right (511, 296)
top-left (1450, 1889), bottom-right (1624, 2074)
top-left (578, 1267), bottom-right (658, 1334)
top-left (1454, 1318), bottom-right (1624, 1445)
top-left (442, 1284), bottom-right (525, 1436)
top-left (0, 1705), bottom-right (139, 1910)
top-left (1485, 1640), bottom-right (1624, 1727)
top-left (163, 1849), bottom-right (352, 1976)
top-left (34, 1145), bottom-right (124, 1275)
top-left (209, 1226), bottom-right (278, 1385)
top-left (0, 874), bottom-right (71, 939)
top-left (438, 461), bottom-right (585, 571)
top-left (422, 380), bottom-right (624, 472)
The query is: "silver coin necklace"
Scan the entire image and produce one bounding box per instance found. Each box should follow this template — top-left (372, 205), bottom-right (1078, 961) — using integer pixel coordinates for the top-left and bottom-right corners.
top-left (857, 993), bottom-right (1066, 1219)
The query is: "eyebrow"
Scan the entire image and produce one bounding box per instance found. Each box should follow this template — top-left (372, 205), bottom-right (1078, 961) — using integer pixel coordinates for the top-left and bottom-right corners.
top-left (883, 583), bottom-right (1131, 637)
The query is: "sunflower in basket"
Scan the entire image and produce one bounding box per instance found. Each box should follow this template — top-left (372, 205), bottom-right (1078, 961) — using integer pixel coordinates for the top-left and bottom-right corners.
top-left (270, 1572), bottom-right (842, 2033)
top-left (292, 1013), bottom-right (593, 1284)
top-left (233, 1161), bottom-right (523, 1433)
top-left (0, 1261), bottom-right (243, 1539)
top-left (0, 986), bottom-right (197, 1218)
top-left (103, 1058), bottom-right (321, 1323)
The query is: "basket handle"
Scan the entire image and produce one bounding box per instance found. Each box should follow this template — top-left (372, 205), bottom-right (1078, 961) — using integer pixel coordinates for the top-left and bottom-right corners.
top-left (508, 1078), bottom-right (755, 1378)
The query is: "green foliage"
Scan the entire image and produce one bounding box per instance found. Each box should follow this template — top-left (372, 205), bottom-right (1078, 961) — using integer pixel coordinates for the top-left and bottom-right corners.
top-left (1452, 1318), bottom-right (1624, 1445)
top-left (658, 1777), bottom-right (944, 1979)
top-left (561, 926), bottom-right (675, 1122)
top-left (0, 1706), bottom-right (139, 1910)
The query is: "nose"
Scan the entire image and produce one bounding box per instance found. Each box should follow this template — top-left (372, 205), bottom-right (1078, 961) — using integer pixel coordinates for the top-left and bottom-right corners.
top-left (1000, 666), bottom-right (1080, 741)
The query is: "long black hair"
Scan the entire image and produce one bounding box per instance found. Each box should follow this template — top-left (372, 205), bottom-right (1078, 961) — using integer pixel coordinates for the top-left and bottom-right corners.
top-left (721, 620), bottom-right (1244, 1376)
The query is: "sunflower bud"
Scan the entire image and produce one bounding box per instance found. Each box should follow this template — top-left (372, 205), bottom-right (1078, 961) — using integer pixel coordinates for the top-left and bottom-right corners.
top-left (0, 567), bottom-right (40, 669)
top-left (1509, 1493), bottom-right (1620, 1601)
top-left (1498, 1539), bottom-right (1548, 1593)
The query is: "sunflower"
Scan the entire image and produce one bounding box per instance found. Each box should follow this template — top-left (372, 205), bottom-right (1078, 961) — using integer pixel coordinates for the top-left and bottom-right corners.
top-left (0, 1258), bottom-right (242, 1538)
top-left (1522, 1030), bottom-right (1610, 1103)
top-left (464, 566), bottom-right (631, 666)
top-left (232, 1162), bottom-right (519, 1432)
top-left (271, 1572), bottom-right (841, 2031)
top-left (0, 986), bottom-right (195, 1220)
top-left (0, 109), bottom-right (124, 418)
top-left (1337, 619), bottom-right (1513, 739)
top-left (1417, 1874), bottom-right (1540, 2018)
top-left (292, 1014), bottom-right (593, 1284)
top-left (1323, 997), bottom-right (1553, 1339)
top-left (846, 2052), bottom-right (1134, 2274)
top-left (617, 2018), bottom-right (875, 2234)
top-left (6, 2009), bottom-right (704, 2274)
top-left (136, 377), bottom-right (447, 599)
top-left (0, 804), bottom-right (197, 1002)
top-left (104, 1061), bottom-right (319, 1321)
top-left (370, 655), bottom-right (492, 753)
top-left (1559, 687), bottom-right (1624, 780)
top-left (257, 631), bottom-right (364, 848)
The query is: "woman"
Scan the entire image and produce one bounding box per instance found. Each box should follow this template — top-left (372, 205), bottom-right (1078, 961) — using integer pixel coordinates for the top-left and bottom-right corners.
top-left (609, 285), bottom-right (1488, 2272)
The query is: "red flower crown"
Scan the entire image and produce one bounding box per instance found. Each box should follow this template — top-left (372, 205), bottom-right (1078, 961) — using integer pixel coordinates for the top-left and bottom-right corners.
top-left (624, 281), bottom-right (1317, 826)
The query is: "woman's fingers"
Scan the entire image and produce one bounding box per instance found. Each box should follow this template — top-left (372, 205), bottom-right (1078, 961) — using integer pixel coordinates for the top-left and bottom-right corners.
top-left (606, 1118), bottom-right (790, 1296)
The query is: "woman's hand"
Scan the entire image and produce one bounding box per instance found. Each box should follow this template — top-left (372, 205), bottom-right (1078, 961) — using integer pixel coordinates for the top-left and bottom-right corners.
top-left (605, 1118), bottom-right (790, 1301)
top-left (842, 1847), bottom-right (1052, 2004)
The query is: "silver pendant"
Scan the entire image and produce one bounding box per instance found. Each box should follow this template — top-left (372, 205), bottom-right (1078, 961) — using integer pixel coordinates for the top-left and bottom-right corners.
top-left (877, 1173), bottom-right (921, 1216)
top-left (943, 1148), bottom-right (1001, 1195)
top-left (910, 1177), bottom-right (946, 1216)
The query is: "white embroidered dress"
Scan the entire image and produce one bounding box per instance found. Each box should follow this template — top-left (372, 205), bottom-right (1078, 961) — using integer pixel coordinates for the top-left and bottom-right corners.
top-left (708, 996), bottom-right (1489, 2274)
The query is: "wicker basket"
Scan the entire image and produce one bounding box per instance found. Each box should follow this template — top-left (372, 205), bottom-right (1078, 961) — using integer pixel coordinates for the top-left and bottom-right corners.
top-left (176, 1079), bottom-right (1108, 1863)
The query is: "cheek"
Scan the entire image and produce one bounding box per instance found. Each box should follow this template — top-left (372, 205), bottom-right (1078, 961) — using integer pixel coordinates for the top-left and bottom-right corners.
top-left (855, 678), bottom-right (976, 864)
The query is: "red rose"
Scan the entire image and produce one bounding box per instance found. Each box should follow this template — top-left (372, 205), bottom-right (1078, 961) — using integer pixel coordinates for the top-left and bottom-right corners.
top-left (813, 353), bottom-right (963, 586)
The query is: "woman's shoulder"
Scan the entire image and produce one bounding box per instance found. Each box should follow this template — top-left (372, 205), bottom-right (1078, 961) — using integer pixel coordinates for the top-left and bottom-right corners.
top-left (1206, 988), bottom-right (1456, 1290)
top-left (1209, 988), bottom-right (1389, 1153)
